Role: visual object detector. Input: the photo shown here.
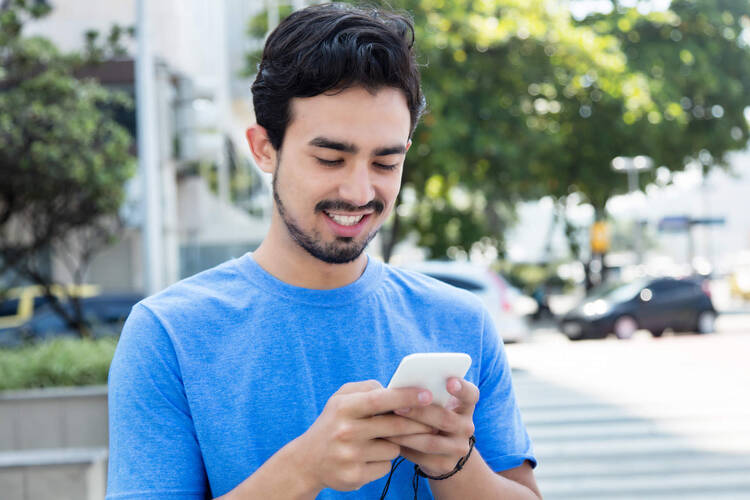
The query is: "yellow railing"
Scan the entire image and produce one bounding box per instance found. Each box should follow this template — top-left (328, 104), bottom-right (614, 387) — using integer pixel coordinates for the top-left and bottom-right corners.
top-left (0, 284), bottom-right (101, 330)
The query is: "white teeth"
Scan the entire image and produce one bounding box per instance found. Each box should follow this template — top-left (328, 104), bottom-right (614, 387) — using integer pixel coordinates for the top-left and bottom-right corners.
top-left (327, 213), bottom-right (364, 226)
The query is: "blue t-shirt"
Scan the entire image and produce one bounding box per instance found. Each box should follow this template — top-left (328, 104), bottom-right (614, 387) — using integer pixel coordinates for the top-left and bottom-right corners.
top-left (106, 254), bottom-right (535, 499)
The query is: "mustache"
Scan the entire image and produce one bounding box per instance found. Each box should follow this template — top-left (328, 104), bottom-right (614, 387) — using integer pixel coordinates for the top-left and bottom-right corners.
top-left (315, 199), bottom-right (385, 214)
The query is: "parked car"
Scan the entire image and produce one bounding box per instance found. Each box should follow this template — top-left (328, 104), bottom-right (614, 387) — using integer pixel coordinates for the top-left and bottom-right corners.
top-left (559, 276), bottom-right (717, 340)
top-left (399, 260), bottom-right (532, 343)
top-left (0, 292), bottom-right (142, 347)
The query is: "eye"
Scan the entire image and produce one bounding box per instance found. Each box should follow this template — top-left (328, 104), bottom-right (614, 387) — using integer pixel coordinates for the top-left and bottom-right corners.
top-left (315, 157), bottom-right (343, 166)
top-left (374, 162), bottom-right (399, 171)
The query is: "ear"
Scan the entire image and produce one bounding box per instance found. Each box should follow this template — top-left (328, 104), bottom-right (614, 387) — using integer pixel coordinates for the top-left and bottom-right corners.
top-left (246, 124), bottom-right (277, 174)
top-left (406, 139), bottom-right (412, 153)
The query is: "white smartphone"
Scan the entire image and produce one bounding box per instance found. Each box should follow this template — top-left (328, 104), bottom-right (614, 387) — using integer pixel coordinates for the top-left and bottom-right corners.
top-left (387, 352), bottom-right (472, 407)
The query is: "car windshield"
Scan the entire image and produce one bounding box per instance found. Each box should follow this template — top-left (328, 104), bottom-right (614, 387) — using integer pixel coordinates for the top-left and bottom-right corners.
top-left (586, 281), bottom-right (625, 300)
top-left (602, 279), bottom-right (649, 303)
top-left (424, 273), bottom-right (485, 292)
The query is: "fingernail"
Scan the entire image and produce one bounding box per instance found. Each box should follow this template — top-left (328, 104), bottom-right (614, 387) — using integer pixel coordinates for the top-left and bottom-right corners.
top-left (418, 391), bottom-right (431, 404)
top-left (395, 407), bottom-right (411, 415)
top-left (449, 379), bottom-right (461, 393)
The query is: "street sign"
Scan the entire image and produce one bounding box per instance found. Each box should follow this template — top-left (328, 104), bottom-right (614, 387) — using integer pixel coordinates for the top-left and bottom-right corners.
top-left (691, 217), bottom-right (726, 226)
top-left (658, 216), bottom-right (727, 233)
top-left (658, 216), bottom-right (690, 232)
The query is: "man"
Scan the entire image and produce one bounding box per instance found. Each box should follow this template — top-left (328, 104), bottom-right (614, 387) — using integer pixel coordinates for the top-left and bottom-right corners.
top-left (106, 4), bottom-right (540, 499)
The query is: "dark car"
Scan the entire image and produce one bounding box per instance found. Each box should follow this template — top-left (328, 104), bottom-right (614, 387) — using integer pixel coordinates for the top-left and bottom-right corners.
top-left (0, 294), bottom-right (142, 347)
top-left (559, 277), bottom-right (716, 340)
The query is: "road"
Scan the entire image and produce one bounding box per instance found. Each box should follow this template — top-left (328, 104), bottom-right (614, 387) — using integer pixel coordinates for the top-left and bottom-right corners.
top-left (505, 314), bottom-right (750, 499)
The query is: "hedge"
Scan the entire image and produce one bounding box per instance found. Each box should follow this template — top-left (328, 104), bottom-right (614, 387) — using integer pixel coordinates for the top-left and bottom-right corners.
top-left (0, 337), bottom-right (117, 391)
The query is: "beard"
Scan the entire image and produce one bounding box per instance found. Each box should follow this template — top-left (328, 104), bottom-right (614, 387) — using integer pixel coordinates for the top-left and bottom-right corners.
top-left (272, 165), bottom-right (385, 264)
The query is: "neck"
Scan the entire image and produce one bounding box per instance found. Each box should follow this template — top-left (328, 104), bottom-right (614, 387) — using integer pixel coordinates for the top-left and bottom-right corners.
top-left (252, 221), bottom-right (369, 290)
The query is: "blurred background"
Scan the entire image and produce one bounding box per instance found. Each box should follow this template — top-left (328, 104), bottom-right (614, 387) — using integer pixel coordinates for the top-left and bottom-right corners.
top-left (1, 0), bottom-right (749, 498)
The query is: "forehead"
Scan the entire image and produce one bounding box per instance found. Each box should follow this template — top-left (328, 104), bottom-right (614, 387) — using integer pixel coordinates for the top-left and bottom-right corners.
top-left (285, 86), bottom-right (411, 150)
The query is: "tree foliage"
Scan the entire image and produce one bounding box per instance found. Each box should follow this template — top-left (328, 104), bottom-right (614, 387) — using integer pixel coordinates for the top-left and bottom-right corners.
top-left (582, 0), bottom-right (750, 178)
top-left (0, 0), bottom-right (135, 334)
top-left (392, 0), bottom-right (649, 259)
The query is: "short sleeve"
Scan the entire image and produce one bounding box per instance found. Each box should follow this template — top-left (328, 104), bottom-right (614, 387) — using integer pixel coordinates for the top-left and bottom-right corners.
top-left (106, 304), bottom-right (209, 499)
top-left (472, 308), bottom-right (537, 472)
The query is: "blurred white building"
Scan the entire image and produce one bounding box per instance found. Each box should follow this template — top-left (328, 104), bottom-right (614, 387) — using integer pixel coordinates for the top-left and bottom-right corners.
top-left (506, 150), bottom-right (750, 278)
top-left (24, 0), bottom-right (275, 293)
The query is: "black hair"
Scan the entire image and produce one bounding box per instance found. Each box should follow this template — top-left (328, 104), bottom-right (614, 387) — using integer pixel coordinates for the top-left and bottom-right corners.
top-left (251, 2), bottom-right (425, 150)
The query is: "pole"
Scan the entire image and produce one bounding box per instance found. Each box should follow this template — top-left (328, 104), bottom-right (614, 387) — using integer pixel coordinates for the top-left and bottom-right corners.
top-left (613, 156), bottom-right (651, 267)
top-left (267, 0), bottom-right (280, 34)
top-left (626, 166), bottom-right (643, 265)
top-left (702, 171), bottom-right (712, 274)
top-left (136, 0), bottom-right (164, 295)
top-left (216, 0), bottom-right (230, 204)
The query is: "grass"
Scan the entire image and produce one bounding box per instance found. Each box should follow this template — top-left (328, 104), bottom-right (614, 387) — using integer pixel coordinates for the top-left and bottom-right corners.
top-left (0, 337), bottom-right (117, 392)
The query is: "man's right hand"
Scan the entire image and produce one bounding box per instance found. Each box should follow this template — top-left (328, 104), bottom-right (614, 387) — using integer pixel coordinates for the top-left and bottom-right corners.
top-left (291, 379), bottom-right (435, 493)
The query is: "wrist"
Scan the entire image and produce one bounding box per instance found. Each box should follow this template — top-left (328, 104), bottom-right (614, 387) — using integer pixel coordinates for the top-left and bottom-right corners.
top-left (417, 435), bottom-right (476, 480)
top-left (277, 435), bottom-right (324, 499)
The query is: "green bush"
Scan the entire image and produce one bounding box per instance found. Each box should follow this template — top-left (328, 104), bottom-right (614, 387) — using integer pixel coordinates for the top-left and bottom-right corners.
top-left (0, 337), bottom-right (117, 391)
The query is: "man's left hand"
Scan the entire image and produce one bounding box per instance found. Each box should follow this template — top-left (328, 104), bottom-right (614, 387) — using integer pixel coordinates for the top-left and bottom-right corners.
top-left (385, 377), bottom-right (479, 476)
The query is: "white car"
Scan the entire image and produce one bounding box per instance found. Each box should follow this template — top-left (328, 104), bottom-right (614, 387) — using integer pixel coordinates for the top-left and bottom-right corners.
top-left (398, 260), bottom-right (532, 343)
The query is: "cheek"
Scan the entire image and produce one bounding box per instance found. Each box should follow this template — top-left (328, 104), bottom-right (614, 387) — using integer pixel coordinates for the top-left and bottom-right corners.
top-left (385, 174), bottom-right (403, 203)
top-left (377, 181), bottom-right (401, 216)
top-left (276, 160), bottom-right (322, 202)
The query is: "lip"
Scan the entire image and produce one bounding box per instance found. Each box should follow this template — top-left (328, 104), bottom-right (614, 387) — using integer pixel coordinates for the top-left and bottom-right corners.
top-left (322, 212), bottom-right (373, 238)
top-left (325, 210), bottom-right (372, 217)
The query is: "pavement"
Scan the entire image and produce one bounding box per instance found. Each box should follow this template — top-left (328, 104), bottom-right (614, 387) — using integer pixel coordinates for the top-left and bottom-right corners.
top-left (505, 316), bottom-right (750, 499)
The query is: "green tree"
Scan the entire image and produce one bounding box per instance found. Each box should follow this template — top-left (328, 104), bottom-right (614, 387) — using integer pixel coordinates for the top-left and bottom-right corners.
top-left (549, 0), bottom-right (750, 275)
top-left (0, 0), bottom-right (135, 336)
top-left (393, 0), bottom-right (651, 261)
top-left (581, 0), bottom-right (750, 177)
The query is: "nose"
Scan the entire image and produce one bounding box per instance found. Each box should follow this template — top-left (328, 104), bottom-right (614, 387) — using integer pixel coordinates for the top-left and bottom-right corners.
top-left (338, 161), bottom-right (376, 208)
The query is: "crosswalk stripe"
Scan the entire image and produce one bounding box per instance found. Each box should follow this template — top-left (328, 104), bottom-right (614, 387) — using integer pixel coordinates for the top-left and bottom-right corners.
top-left (511, 372), bottom-right (750, 499)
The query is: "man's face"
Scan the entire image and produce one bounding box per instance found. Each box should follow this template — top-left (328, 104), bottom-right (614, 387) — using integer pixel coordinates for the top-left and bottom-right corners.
top-left (271, 86), bottom-right (411, 264)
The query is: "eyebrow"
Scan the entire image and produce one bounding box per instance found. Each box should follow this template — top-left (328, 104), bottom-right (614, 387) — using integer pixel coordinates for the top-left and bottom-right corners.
top-left (373, 145), bottom-right (407, 156)
top-left (308, 136), bottom-right (406, 157)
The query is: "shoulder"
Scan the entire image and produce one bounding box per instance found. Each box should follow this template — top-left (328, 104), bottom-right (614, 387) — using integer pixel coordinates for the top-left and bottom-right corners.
top-left (137, 255), bottom-right (252, 328)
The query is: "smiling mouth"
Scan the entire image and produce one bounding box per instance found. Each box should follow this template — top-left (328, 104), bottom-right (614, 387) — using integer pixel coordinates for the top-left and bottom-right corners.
top-left (324, 211), bottom-right (366, 226)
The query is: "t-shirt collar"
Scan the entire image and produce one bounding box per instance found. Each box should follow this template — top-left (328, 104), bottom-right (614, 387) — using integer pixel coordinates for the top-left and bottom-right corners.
top-left (236, 252), bottom-right (383, 306)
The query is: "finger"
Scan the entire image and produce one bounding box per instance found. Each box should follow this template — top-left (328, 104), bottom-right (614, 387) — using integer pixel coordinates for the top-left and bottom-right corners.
top-left (334, 379), bottom-right (383, 396)
top-left (387, 433), bottom-right (470, 458)
top-left (394, 404), bottom-right (467, 434)
top-left (344, 387), bottom-right (432, 418)
top-left (361, 438), bottom-right (401, 462)
top-left (362, 413), bottom-right (435, 439)
top-left (446, 378), bottom-right (480, 414)
top-left (361, 461), bottom-right (396, 483)
top-left (397, 447), bottom-right (461, 478)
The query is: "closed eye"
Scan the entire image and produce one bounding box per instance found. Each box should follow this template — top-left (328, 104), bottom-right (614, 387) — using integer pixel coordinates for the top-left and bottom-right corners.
top-left (374, 162), bottom-right (399, 171)
top-left (315, 157), bottom-right (344, 166)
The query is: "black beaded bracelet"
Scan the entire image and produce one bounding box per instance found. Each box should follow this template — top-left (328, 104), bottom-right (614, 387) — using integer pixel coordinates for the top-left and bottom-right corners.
top-left (414, 435), bottom-right (476, 480)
